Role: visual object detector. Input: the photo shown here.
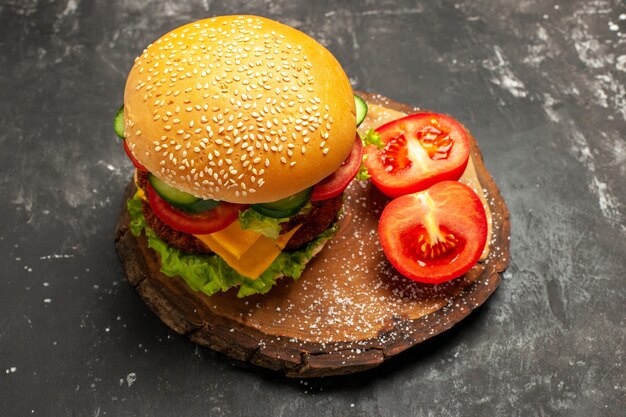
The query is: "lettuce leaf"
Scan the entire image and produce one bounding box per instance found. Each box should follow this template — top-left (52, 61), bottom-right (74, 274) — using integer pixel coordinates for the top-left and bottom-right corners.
top-left (127, 195), bottom-right (337, 298)
top-left (356, 159), bottom-right (371, 181)
top-left (355, 129), bottom-right (383, 181)
top-left (361, 128), bottom-right (384, 148)
top-left (237, 208), bottom-right (287, 239)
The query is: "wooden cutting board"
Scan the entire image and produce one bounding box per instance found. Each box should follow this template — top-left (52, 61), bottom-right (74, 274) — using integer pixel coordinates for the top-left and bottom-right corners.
top-left (115, 92), bottom-right (510, 377)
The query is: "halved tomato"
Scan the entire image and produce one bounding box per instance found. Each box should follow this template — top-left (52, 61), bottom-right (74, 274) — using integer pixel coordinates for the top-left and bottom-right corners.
top-left (378, 181), bottom-right (487, 284)
top-left (146, 183), bottom-right (245, 235)
top-left (364, 113), bottom-right (470, 198)
top-left (123, 140), bottom-right (148, 172)
top-left (311, 135), bottom-right (363, 201)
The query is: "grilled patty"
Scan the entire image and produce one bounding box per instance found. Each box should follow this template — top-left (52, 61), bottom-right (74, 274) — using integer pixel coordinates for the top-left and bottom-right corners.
top-left (136, 171), bottom-right (342, 254)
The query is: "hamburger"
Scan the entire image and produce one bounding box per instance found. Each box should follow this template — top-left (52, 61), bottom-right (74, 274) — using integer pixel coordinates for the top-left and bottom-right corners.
top-left (114, 16), bottom-right (363, 297)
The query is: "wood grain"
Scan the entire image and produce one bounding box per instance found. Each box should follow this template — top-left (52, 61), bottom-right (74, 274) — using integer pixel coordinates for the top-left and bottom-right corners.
top-left (115, 92), bottom-right (511, 377)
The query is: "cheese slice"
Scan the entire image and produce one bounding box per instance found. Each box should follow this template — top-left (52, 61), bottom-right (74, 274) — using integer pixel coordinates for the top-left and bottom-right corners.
top-left (196, 221), bottom-right (262, 260)
top-left (194, 224), bottom-right (301, 279)
top-left (136, 187), bottom-right (147, 202)
top-left (459, 157), bottom-right (492, 260)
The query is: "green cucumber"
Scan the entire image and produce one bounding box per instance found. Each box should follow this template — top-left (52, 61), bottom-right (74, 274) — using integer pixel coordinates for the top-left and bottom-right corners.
top-left (355, 94), bottom-right (368, 127)
top-left (252, 187), bottom-right (313, 219)
top-left (114, 105), bottom-right (125, 139)
top-left (178, 198), bottom-right (220, 214)
top-left (148, 174), bottom-right (218, 213)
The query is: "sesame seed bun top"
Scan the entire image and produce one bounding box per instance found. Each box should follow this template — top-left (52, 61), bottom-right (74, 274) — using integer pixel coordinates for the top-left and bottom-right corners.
top-left (124, 15), bottom-right (356, 204)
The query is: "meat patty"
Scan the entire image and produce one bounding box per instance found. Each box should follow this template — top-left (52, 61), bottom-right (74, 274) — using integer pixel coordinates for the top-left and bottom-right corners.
top-left (281, 195), bottom-right (342, 250)
top-left (135, 170), bottom-right (342, 254)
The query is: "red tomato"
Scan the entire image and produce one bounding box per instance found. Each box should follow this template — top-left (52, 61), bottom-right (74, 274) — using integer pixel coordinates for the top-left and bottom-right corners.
top-left (123, 140), bottom-right (148, 172)
top-left (146, 183), bottom-right (245, 235)
top-left (311, 135), bottom-right (363, 201)
top-left (378, 181), bottom-right (487, 284)
top-left (364, 113), bottom-right (471, 198)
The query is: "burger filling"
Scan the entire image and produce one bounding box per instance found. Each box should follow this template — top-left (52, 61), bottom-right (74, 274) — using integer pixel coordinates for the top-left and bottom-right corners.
top-left (127, 170), bottom-right (343, 298)
top-left (135, 170), bottom-right (342, 254)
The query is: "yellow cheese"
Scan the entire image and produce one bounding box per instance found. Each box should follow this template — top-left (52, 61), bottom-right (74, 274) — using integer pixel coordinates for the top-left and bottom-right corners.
top-left (133, 170), bottom-right (147, 202)
top-left (136, 187), bottom-right (147, 202)
top-left (459, 157), bottom-right (492, 260)
top-left (194, 224), bottom-right (301, 279)
top-left (196, 221), bottom-right (262, 260)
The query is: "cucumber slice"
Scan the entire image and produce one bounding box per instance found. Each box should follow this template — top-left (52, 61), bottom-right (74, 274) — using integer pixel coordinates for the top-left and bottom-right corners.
top-left (149, 174), bottom-right (218, 213)
top-left (149, 174), bottom-right (199, 206)
top-left (251, 205), bottom-right (293, 219)
top-left (252, 187), bottom-right (313, 219)
top-left (181, 198), bottom-right (220, 214)
top-left (354, 94), bottom-right (368, 127)
top-left (114, 105), bottom-right (125, 139)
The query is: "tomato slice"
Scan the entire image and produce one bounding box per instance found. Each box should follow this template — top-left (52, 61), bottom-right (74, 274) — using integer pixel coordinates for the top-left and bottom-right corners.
top-left (364, 113), bottom-right (470, 198)
top-left (146, 183), bottom-right (245, 234)
top-left (378, 181), bottom-right (487, 284)
top-left (123, 140), bottom-right (149, 172)
top-left (311, 135), bottom-right (363, 201)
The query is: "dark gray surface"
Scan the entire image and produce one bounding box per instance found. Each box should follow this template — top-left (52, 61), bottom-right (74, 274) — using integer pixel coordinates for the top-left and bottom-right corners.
top-left (1, 0), bottom-right (624, 416)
